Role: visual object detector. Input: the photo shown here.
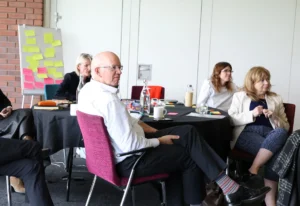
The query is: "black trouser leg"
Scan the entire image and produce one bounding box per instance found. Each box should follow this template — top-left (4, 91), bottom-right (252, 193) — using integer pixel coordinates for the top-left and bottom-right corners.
top-left (15, 109), bottom-right (35, 139)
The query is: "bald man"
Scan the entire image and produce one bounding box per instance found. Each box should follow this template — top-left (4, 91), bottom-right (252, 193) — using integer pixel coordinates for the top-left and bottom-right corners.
top-left (78, 51), bottom-right (270, 206)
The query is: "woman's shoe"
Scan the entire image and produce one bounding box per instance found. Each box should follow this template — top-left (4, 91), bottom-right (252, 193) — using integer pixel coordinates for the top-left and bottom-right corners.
top-left (22, 135), bottom-right (33, 141)
top-left (10, 176), bottom-right (25, 194)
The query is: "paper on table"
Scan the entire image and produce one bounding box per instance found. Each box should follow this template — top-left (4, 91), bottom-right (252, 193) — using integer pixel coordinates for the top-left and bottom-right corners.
top-left (186, 112), bottom-right (226, 119)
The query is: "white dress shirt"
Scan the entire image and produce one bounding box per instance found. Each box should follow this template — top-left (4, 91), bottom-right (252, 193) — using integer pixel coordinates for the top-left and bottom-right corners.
top-left (197, 79), bottom-right (238, 111)
top-left (77, 80), bottom-right (160, 163)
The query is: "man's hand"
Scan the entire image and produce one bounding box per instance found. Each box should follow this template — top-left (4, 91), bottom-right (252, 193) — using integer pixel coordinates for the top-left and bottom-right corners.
top-left (158, 135), bottom-right (180, 145)
top-left (252, 105), bottom-right (263, 117)
top-left (0, 106), bottom-right (12, 118)
top-left (263, 109), bottom-right (273, 118)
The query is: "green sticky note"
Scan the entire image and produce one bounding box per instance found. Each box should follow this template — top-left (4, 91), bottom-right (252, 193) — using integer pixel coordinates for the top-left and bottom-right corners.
top-left (28, 46), bottom-right (40, 53)
top-left (54, 61), bottom-right (64, 67)
top-left (44, 33), bottom-right (54, 44)
top-left (32, 54), bottom-right (43, 60)
top-left (52, 40), bottom-right (62, 47)
top-left (53, 72), bottom-right (63, 78)
top-left (37, 74), bottom-right (48, 79)
top-left (25, 30), bottom-right (35, 37)
top-left (44, 47), bottom-right (55, 58)
top-left (26, 38), bottom-right (36, 45)
top-left (47, 68), bottom-right (57, 75)
top-left (44, 61), bottom-right (54, 67)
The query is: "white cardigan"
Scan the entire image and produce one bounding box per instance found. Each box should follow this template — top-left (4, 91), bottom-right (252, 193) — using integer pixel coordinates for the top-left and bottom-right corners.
top-left (228, 91), bottom-right (289, 149)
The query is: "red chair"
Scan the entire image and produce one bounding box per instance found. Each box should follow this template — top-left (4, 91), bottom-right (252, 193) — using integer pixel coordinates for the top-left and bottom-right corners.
top-left (76, 110), bottom-right (169, 206)
top-left (131, 86), bottom-right (165, 100)
top-left (228, 103), bottom-right (296, 176)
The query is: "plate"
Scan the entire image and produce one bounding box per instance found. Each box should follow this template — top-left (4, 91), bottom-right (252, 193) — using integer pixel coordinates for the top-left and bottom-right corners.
top-left (165, 99), bottom-right (178, 104)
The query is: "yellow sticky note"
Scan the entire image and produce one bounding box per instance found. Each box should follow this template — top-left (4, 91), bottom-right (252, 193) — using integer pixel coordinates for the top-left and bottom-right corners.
top-left (22, 46), bottom-right (30, 52)
top-left (26, 38), bottom-right (36, 45)
top-left (53, 72), bottom-right (63, 78)
top-left (44, 33), bottom-right (54, 44)
top-left (47, 68), bottom-right (57, 75)
top-left (44, 48), bottom-right (55, 58)
top-left (44, 61), bottom-right (54, 67)
top-left (54, 61), bottom-right (64, 67)
top-left (29, 60), bottom-right (39, 67)
top-left (26, 56), bottom-right (33, 62)
top-left (52, 40), bottom-right (62, 47)
top-left (37, 74), bottom-right (48, 79)
top-left (32, 54), bottom-right (43, 60)
top-left (25, 30), bottom-right (35, 37)
top-left (29, 65), bottom-right (38, 72)
top-left (28, 46), bottom-right (40, 53)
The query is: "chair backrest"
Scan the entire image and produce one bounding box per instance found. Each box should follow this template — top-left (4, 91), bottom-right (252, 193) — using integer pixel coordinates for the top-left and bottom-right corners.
top-left (283, 103), bottom-right (296, 135)
top-left (131, 85), bottom-right (165, 100)
top-left (76, 110), bottom-right (121, 186)
top-left (44, 84), bottom-right (60, 100)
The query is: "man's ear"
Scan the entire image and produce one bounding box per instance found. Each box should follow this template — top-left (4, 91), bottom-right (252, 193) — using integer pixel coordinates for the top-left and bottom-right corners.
top-left (95, 67), bottom-right (102, 77)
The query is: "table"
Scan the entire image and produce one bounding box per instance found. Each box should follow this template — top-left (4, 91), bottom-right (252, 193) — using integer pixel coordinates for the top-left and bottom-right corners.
top-left (32, 105), bottom-right (232, 160)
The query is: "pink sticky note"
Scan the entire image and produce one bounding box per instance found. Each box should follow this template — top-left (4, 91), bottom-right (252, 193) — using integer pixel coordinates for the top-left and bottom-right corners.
top-left (44, 78), bottom-right (54, 84)
top-left (23, 68), bottom-right (33, 76)
top-left (24, 82), bottom-right (34, 89)
top-left (55, 79), bottom-right (63, 84)
top-left (167, 112), bottom-right (178, 116)
top-left (24, 75), bottom-right (35, 82)
top-left (38, 67), bottom-right (47, 74)
top-left (35, 81), bottom-right (44, 89)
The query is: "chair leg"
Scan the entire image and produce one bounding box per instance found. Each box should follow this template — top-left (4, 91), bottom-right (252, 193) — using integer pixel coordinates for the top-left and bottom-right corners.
top-left (85, 175), bottom-right (97, 206)
top-left (160, 181), bottom-right (167, 206)
top-left (66, 147), bottom-right (74, 201)
top-left (6, 176), bottom-right (12, 206)
top-left (131, 186), bottom-right (136, 206)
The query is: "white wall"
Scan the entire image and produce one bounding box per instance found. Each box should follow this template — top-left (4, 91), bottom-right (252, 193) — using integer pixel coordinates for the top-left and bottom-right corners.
top-left (49, 0), bottom-right (300, 129)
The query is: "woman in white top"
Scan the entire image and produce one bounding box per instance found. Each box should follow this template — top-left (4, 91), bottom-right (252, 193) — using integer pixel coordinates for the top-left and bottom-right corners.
top-left (197, 62), bottom-right (238, 111)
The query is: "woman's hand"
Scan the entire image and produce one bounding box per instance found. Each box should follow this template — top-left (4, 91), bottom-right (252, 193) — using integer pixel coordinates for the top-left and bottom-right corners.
top-left (0, 106), bottom-right (12, 119)
top-left (263, 109), bottom-right (273, 118)
top-left (252, 105), bottom-right (263, 117)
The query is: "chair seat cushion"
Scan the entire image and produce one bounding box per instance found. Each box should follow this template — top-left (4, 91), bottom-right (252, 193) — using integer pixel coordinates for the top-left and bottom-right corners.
top-left (120, 173), bottom-right (169, 186)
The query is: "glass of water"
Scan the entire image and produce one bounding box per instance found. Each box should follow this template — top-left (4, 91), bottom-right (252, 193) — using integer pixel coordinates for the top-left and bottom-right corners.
top-left (198, 103), bottom-right (208, 114)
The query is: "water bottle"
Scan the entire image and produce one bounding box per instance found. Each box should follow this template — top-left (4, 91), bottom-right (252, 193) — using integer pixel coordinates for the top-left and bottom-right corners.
top-left (140, 80), bottom-right (151, 115)
top-left (184, 85), bottom-right (193, 107)
top-left (76, 75), bottom-right (84, 102)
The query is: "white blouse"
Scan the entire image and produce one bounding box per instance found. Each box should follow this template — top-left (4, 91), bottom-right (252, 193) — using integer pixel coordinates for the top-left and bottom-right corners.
top-left (197, 79), bottom-right (238, 112)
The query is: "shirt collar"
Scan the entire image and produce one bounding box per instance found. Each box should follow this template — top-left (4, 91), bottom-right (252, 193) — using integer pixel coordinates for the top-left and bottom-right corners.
top-left (91, 79), bottom-right (119, 94)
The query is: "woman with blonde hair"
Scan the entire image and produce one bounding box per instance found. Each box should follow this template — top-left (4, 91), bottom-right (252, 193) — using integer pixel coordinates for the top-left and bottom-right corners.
top-left (55, 53), bottom-right (92, 101)
top-left (197, 62), bottom-right (238, 111)
top-left (228, 66), bottom-right (289, 206)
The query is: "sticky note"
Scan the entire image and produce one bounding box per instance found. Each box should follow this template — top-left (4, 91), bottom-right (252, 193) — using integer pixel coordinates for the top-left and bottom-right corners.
top-left (55, 79), bottom-right (63, 84)
top-left (44, 47), bottom-right (55, 58)
top-left (23, 68), bottom-right (33, 75)
top-left (26, 56), bottom-right (33, 62)
top-left (35, 81), bottom-right (44, 89)
top-left (47, 68), bottom-right (57, 75)
top-left (54, 61), bottom-right (64, 67)
top-left (37, 74), bottom-right (48, 79)
top-left (22, 46), bottom-right (30, 52)
top-left (25, 30), bottom-right (35, 37)
top-left (44, 61), bottom-right (54, 67)
top-left (38, 67), bottom-right (47, 74)
top-left (25, 75), bottom-right (35, 82)
top-left (53, 72), bottom-right (63, 78)
top-left (44, 78), bottom-right (54, 84)
top-left (32, 54), bottom-right (43, 60)
top-left (28, 60), bottom-right (39, 67)
top-left (52, 40), bottom-right (62, 47)
top-left (29, 65), bottom-right (38, 72)
top-left (24, 82), bottom-right (34, 89)
top-left (28, 46), bottom-right (40, 53)
top-left (165, 105), bottom-right (175, 107)
top-left (26, 38), bottom-right (36, 45)
top-left (44, 33), bottom-right (54, 44)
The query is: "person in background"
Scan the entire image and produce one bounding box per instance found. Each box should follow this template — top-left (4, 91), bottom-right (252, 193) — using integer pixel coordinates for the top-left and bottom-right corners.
top-left (228, 66), bottom-right (289, 206)
top-left (0, 89), bottom-right (37, 193)
top-left (55, 53), bottom-right (92, 101)
top-left (197, 62), bottom-right (238, 111)
top-left (78, 51), bottom-right (270, 206)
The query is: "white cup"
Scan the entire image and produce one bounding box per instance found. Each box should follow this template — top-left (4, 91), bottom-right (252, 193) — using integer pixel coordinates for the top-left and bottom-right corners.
top-left (70, 104), bottom-right (78, 116)
top-left (153, 106), bottom-right (167, 120)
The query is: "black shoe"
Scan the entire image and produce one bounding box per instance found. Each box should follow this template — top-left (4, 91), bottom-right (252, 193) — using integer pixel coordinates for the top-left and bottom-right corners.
top-left (225, 185), bottom-right (271, 206)
top-left (239, 173), bottom-right (264, 189)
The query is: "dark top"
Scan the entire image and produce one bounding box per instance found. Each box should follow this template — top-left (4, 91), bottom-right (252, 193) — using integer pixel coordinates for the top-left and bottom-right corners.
top-left (248, 99), bottom-right (272, 128)
top-left (0, 89), bottom-right (12, 111)
top-left (54, 71), bottom-right (91, 101)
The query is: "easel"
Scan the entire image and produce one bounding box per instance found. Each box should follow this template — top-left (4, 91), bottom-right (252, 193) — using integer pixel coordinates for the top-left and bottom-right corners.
top-left (21, 90), bottom-right (43, 108)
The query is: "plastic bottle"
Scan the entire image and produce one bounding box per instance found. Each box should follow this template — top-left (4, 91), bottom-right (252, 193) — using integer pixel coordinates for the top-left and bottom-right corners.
top-left (184, 85), bottom-right (193, 107)
top-left (76, 75), bottom-right (84, 102)
top-left (140, 80), bottom-right (151, 115)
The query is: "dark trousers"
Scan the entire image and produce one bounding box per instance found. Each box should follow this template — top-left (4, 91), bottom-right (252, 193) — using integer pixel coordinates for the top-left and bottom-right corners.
top-left (116, 125), bottom-right (226, 205)
top-left (0, 137), bottom-right (53, 206)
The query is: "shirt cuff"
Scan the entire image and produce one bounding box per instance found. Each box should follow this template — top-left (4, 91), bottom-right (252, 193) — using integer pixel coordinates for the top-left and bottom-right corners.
top-left (148, 138), bottom-right (160, 147)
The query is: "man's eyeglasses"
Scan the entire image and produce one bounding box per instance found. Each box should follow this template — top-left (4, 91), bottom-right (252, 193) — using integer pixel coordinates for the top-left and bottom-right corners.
top-left (98, 65), bottom-right (123, 71)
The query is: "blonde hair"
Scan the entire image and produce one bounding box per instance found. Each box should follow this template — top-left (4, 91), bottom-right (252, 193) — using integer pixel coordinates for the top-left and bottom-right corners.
top-left (75, 53), bottom-right (93, 75)
top-left (243, 66), bottom-right (277, 101)
top-left (210, 62), bottom-right (234, 93)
